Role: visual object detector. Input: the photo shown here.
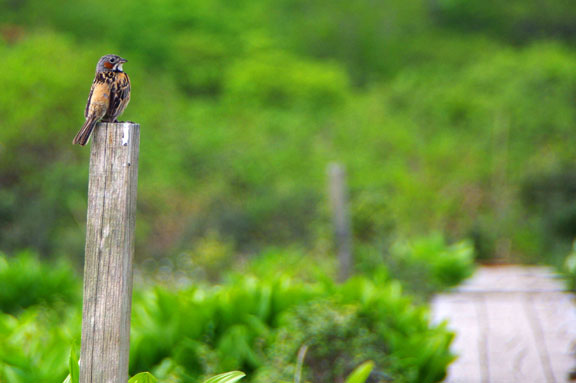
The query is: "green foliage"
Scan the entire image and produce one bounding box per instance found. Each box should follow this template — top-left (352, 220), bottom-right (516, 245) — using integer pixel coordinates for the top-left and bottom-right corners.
top-left (65, 365), bottom-right (243, 383)
top-left (1, 1), bottom-right (576, 262)
top-left (68, 346), bottom-right (79, 383)
top-left (0, 251), bottom-right (454, 383)
top-left (357, 235), bottom-right (475, 299)
top-left (390, 234), bottom-right (475, 289)
top-left (350, 41), bottom-right (576, 260)
top-left (0, 250), bottom-right (79, 313)
top-left (129, 372), bottom-right (159, 383)
top-left (522, 167), bottom-right (576, 263)
top-left (171, 233), bottom-right (237, 282)
top-left (0, 307), bottom-right (80, 383)
top-left (563, 240), bottom-right (576, 290)
top-left (126, 370), bottom-right (246, 383)
top-left (128, 275), bottom-right (320, 378)
top-left (235, 247), bottom-right (337, 283)
top-left (254, 302), bottom-right (402, 382)
top-left (224, 50), bottom-right (350, 108)
top-left (4, 0), bottom-right (576, 381)
top-left (338, 278), bottom-right (455, 383)
top-left (0, 33), bottom-right (95, 256)
top-left (345, 361), bottom-right (375, 383)
top-left (129, 273), bottom-right (452, 383)
top-left (268, 0), bottom-right (430, 81)
top-left (203, 371), bottom-right (246, 383)
top-left (434, 0), bottom-right (576, 43)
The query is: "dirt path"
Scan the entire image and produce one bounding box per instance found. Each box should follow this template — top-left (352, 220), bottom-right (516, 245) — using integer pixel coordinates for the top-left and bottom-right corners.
top-left (432, 266), bottom-right (576, 383)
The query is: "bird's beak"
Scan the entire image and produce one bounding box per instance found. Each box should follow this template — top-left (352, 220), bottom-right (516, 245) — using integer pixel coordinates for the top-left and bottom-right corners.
top-left (120, 58), bottom-right (128, 64)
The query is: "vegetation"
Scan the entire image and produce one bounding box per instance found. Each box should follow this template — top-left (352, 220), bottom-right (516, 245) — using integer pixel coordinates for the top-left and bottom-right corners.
top-left (382, 235), bottom-right (475, 299)
top-left (563, 240), bottom-right (576, 290)
top-left (1, 0), bottom-right (576, 381)
top-left (1, 0), bottom-right (576, 263)
top-left (0, 252), bottom-right (458, 383)
top-left (0, 251), bottom-right (78, 313)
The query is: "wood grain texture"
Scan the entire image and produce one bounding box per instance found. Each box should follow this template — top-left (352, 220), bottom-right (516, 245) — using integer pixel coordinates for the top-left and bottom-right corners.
top-left (432, 294), bottom-right (486, 382)
top-left (328, 163), bottom-right (352, 282)
top-left (432, 266), bottom-right (576, 383)
top-left (80, 122), bottom-right (140, 383)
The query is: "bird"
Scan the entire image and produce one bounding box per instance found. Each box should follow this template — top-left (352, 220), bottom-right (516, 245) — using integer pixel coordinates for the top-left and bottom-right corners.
top-left (73, 54), bottom-right (131, 146)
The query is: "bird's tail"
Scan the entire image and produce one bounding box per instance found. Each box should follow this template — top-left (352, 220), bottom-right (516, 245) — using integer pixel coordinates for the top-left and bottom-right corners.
top-left (73, 117), bottom-right (98, 146)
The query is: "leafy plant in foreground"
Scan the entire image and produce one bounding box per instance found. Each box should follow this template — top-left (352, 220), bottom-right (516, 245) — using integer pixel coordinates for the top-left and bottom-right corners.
top-left (345, 361), bottom-right (375, 383)
top-left (1, 251), bottom-right (454, 383)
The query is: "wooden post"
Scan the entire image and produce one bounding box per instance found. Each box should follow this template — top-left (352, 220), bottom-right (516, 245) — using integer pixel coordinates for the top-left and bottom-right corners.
top-left (328, 163), bottom-right (353, 282)
top-left (80, 122), bottom-right (140, 383)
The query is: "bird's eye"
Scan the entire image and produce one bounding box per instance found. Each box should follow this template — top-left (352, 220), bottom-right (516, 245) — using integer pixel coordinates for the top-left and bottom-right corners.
top-left (110, 58), bottom-right (116, 63)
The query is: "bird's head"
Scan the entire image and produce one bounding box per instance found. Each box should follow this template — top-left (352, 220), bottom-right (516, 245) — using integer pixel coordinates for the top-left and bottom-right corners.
top-left (96, 54), bottom-right (128, 73)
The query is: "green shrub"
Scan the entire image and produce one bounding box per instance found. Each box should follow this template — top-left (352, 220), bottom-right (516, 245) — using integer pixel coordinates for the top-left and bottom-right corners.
top-left (268, 0), bottom-right (430, 81)
top-left (0, 250), bottom-right (79, 313)
top-left (0, 252), bottom-right (81, 382)
top-left (129, 276), bottom-right (320, 379)
top-left (433, 0), bottom-right (576, 44)
top-left (337, 277), bottom-right (455, 383)
top-left (0, 250), bottom-right (454, 383)
top-left (253, 301), bottom-right (404, 383)
top-left (359, 234), bottom-right (475, 299)
top-left (522, 167), bottom-right (576, 263)
top-left (235, 247), bottom-right (337, 283)
top-left (177, 233), bottom-right (237, 282)
top-left (130, 274), bottom-right (453, 383)
top-left (0, 307), bottom-right (80, 383)
top-left (3, 29), bottom-right (576, 263)
top-left (224, 50), bottom-right (350, 108)
top-left (563, 240), bottom-right (576, 290)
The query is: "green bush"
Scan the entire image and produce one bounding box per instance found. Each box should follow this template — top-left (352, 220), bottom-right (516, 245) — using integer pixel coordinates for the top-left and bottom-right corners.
top-left (392, 234), bottom-right (475, 288)
top-left (0, 249), bottom-right (453, 383)
top-left (234, 247), bottom-right (337, 283)
top-left (522, 167), bottom-right (576, 263)
top-left (2, 27), bottom-right (576, 263)
top-left (344, 42), bottom-right (576, 260)
top-left (254, 302), bottom-right (402, 383)
top-left (129, 275), bottom-right (320, 379)
top-left (357, 234), bottom-right (475, 299)
top-left (224, 50), bottom-right (350, 108)
top-left (1, 0), bottom-right (576, 266)
top-left (130, 274), bottom-right (453, 382)
top-left (433, 0), bottom-right (576, 43)
top-left (0, 250), bottom-right (79, 313)
top-left (563, 240), bottom-right (576, 290)
top-left (0, 307), bottom-right (80, 383)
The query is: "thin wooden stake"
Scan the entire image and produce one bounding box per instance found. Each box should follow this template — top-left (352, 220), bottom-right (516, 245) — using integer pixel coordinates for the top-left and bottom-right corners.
top-left (328, 163), bottom-right (353, 282)
top-left (80, 122), bottom-right (140, 383)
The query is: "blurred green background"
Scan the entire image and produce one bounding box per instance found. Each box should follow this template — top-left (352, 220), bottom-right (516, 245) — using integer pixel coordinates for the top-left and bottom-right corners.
top-left (2, 0), bottom-right (576, 265)
top-left (2, 0), bottom-right (576, 264)
top-left (2, 0), bottom-right (576, 381)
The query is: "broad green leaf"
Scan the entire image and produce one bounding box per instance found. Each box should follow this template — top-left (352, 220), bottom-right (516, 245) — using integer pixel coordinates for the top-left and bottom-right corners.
top-left (69, 346), bottom-right (79, 383)
top-left (128, 372), bottom-right (158, 383)
top-left (345, 361), bottom-right (374, 383)
top-left (203, 371), bottom-right (246, 383)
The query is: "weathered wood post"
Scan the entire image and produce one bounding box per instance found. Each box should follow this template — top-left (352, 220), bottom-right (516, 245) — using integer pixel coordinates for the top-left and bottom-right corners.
top-left (328, 163), bottom-right (353, 282)
top-left (80, 122), bottom-right (140, 383)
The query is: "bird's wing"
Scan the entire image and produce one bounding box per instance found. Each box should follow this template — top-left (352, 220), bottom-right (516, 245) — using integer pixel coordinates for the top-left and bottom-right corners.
top-left (84, 82), bottom-right (95, 118)
top-left (85, 73), bottom-right (112, 120)
top-left (108, 72), bottom-right (131, 119)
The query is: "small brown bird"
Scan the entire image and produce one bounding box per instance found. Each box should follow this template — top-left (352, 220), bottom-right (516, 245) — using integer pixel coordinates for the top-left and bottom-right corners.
top-left (73, 54), bottom-right (131, 145)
